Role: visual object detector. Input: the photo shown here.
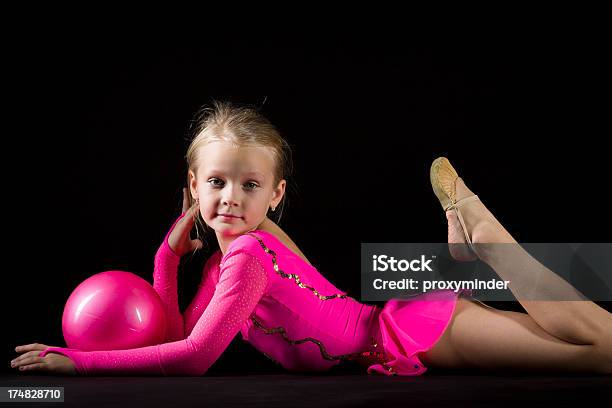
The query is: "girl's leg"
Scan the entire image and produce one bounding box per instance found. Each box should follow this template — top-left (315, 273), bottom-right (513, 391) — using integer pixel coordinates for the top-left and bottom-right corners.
top-left (419, 297), bottom-right (612, 374)
top-left (449, 177), bottom-right (612, 349)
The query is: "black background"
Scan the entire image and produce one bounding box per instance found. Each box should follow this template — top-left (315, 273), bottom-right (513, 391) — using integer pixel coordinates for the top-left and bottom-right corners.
top-left (4, 28), bottom-right (610, 375)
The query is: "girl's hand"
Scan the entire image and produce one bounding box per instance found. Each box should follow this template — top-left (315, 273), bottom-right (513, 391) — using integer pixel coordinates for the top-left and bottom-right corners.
top-left (11, 343), bottom-right (77, 376)
top-left (167, 188), bottom-right (203, 257)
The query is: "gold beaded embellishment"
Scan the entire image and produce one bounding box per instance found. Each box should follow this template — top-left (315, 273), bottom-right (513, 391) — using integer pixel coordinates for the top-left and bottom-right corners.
top-left (244, 232), bottom-right (354, 301)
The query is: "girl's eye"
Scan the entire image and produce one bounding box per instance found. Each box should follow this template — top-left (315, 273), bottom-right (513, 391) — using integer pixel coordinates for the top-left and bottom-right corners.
top-left (208, 179), bottom-right (259, 190)
top-left (208, 178), bottom-right (223, 187)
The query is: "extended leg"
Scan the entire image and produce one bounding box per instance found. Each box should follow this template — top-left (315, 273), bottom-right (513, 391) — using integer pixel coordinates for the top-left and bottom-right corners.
top-left (450, 177), bottom-right (612, 348)
top-left (419, 297), bottom-right (612, 374)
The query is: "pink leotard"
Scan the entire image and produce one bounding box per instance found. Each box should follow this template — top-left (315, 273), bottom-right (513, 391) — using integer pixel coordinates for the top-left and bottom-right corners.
top-left (40, 212), bottom-right (469, 376)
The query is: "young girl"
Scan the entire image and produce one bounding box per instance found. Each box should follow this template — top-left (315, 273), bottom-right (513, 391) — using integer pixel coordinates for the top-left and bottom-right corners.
top-left (12, 102), bottom-right (612, 376)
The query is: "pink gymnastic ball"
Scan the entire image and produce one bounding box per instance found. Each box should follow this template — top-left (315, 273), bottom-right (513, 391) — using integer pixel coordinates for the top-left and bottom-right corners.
top-left (62, 271), bottom-right (167, 351)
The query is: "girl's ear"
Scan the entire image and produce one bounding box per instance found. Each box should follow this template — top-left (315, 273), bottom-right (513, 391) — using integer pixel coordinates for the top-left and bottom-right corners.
top-left (272, 179), bottom-right (286, 207)
top-left (188, 170), bottom-right (198, 199)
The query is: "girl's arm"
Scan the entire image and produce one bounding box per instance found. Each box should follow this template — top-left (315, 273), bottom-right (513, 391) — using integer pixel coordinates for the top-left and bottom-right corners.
top-left (154, 188), bottom-right (207, 341)
top-left (39, 249), bottom-right (267, 376)
top-left (153, 211), bottom-right (219, 341)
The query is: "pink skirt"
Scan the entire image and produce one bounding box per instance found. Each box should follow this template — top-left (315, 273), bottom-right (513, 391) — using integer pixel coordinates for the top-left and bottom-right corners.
top-left (367, 288), bottom-right (474, 376)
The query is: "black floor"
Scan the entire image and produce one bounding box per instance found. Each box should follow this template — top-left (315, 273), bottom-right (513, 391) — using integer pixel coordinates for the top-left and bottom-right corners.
top-left (2, 371), bottom-right (610, 408)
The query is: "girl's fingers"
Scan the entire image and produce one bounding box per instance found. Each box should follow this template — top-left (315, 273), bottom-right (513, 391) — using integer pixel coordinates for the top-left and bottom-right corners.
top-left (177, 202), bottom-right (198, 230)
top-left (15, 343), bottom-right (47, 352)
top-left (12, 350), bottom-right (39, 365)
top-left (19, 362), bottom-right (45, 372)
top-left (12, 355), bottom-right (45, 368)
top-left (12, 344), bottom-right (52, 368)
top-left (191, 239), bottom-right (203, 251)
top-left (190, 201), bottom-right (199, 216)
top-left (168, 201), bottom-right (200, 255)
top-left (182, 188), bottom-right (190, 214)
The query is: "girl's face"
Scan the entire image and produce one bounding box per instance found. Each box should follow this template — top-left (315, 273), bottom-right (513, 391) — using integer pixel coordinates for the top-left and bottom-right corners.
top-left (189, 140), bottom-right (285, 238)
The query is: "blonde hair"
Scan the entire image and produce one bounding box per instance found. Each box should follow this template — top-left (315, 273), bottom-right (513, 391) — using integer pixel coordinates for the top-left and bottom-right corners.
top-left (184, 100), bottom-right (294, 249)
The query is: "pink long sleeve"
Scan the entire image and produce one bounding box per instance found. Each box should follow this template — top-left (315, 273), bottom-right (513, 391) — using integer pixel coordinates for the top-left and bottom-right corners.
top-left (183, 252), bottom-right (220, 337)
top-left (39, 244), bottom-right (268, 376)
top-left (152, 212), bottom-right (186, 342)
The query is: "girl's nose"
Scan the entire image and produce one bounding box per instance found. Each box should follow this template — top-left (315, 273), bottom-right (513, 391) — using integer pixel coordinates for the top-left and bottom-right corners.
top-left (222, 198), bottom-right (239, 207)
top-left (221, 185), bottom-right (242, 207)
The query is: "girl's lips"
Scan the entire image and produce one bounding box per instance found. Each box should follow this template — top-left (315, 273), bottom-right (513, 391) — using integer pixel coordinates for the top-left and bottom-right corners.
top-left (217, 214), bottom-right (241, 218)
